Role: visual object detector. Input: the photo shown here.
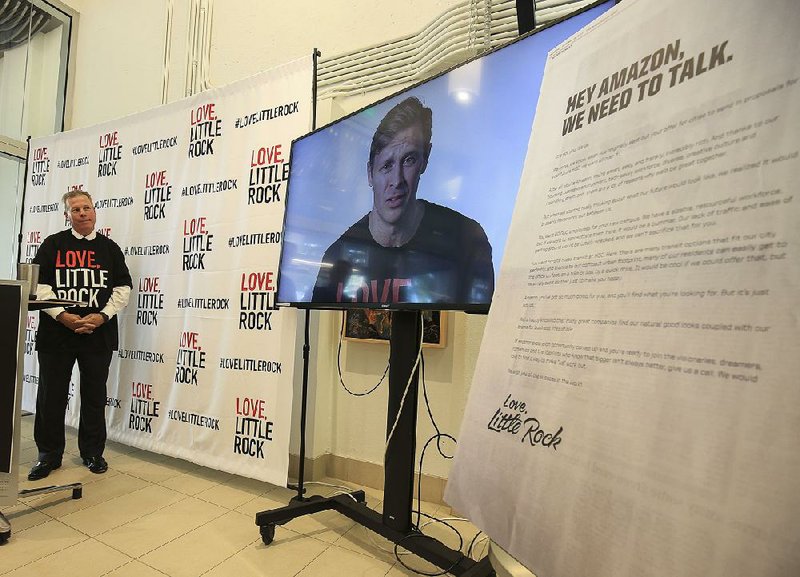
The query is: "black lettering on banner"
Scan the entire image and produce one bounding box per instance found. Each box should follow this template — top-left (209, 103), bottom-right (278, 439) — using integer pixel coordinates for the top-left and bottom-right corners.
top-left (175, 332), bottom-right (206, 386)
top-left (189, 103), bottom-right (222, 158)
top-left (234, 101), bottom-right (299, 128)
top-left (136, 277), bottom-right (164, 327)
top-left (239, 271), bottom-right (278, 330)
top-left (117, 349), bottom-right (165, 363)
top-left (129, 387), bottom-right (160, 434)
top-left (98, 131), bottom-right (122, 178)
top-left (219, 357), bottom-right (282, 373)
top-left (562, 38), bottom-right (733, 135)
top-left (176, 297), bottom-right (230, 310)
top-left (233, 397), bottom-right (274, 459)
top-left (248, 145), bottom-right (290, 205)
top-left (30, 147), bottom-right (50, 186)
top-left (485, 394), bottom-right (564, 450)
top-left (132, 136), bottom-right (179, 155)
top-left (182, 217), bottom-right (213, 271)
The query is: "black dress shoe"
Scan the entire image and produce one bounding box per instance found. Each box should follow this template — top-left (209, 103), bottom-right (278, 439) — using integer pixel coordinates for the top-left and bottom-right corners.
top-left (28, 460), bottom-right (62, 481)
top-left (82, 455), bottom-right (108, 474)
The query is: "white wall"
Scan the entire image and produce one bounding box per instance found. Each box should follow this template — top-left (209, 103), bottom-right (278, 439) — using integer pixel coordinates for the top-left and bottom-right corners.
top-left (64, 0), bottom-right (168, 126)
top-left (58, 0), bottom-right (489, 481)
top-left (323, 311), bottom-right (488, 479)
top-left (63, 0), bottom-right (466, 129)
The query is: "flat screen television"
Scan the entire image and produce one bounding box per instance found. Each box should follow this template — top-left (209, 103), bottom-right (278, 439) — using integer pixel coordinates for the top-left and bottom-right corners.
top-left (277, 0), bottom-right (614, 313)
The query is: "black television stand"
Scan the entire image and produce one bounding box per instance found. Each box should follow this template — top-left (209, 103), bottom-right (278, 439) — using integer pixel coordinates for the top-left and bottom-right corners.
top-left (255, 310), bottom-right (493, 576)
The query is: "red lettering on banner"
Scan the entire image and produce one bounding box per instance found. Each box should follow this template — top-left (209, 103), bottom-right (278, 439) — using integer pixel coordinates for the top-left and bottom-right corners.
top-left (250, 145), bottom-right (284, 167)
top-left (236, 397), bottom-right (266, 420)
top-left (145, 170), bottom-right (168, 187)
top-left (183, 217), bottom-right (207, 235)
top-left (27, 231), bottom-right (41, 243)
top-left (55, 250), bottom-right (99, 269)
top-left (190, 103), bottom-right (217, 125)
top-left (138, 276), bottom-right (160, 292)
top-left (179, 331), bottom-right (199, 349)
top-left (132, 382), bottom-right (153, 400)
top-left (27, 316), bottom-right (36, 328)
top-left (99, 131), bottom-right (119, 147)
top-left (240, 272), bottom-right (274, 292)
top-left (33, 147), bottom-right (48, 160)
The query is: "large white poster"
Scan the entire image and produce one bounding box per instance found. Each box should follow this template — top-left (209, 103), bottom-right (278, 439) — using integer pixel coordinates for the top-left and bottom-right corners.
top-left (446, 1), bottom-right (799, 576)
top-left (21, 56), bottom-right (313, 486)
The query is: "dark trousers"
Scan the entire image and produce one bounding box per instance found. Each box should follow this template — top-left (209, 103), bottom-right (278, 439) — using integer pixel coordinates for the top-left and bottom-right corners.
top-left (35, 349), bottom-right (113, 462)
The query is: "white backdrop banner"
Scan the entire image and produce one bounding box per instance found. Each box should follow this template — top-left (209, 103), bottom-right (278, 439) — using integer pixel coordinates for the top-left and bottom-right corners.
top-left (446, 1), bottom-right (799, 576)
top-left (20, 55), bottom-right (313, 486)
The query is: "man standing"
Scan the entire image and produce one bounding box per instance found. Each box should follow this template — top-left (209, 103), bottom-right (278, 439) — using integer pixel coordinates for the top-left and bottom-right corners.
top-left (312, 96), bottom-right (494, 306)
top-left (28, 190), bottom-right (132, 480)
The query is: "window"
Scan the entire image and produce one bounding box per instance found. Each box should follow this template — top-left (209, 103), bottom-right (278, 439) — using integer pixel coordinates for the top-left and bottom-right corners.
top-left (0, 0), bottom-right (73, 276)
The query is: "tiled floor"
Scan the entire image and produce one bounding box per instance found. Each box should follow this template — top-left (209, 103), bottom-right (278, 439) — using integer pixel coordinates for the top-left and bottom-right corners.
top-left (1, 415), bottom-right (489, 576)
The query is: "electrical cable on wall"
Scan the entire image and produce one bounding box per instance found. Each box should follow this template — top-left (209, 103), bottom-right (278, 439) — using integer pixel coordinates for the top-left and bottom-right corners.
top-left (337, 312), bottom-right (389, 396)
top-left (384, 313), bottom-right (425, 454)
top-left (412, 353), bottom-right (456, 527)
top-left (338, 309), bottom-right (488, 573)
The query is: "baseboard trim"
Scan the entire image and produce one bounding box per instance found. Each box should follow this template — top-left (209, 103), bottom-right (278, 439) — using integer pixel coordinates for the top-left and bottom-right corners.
top-left (288, 453), bottom-right (448, 506)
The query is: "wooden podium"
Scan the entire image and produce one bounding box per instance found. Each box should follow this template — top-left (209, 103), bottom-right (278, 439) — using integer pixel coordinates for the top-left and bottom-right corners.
top-left (0, 283), bottom-right (82, 544)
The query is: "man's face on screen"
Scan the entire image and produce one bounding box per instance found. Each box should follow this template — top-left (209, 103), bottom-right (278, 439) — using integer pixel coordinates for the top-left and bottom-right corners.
top-left (367, 125), bottom-right (429, 229)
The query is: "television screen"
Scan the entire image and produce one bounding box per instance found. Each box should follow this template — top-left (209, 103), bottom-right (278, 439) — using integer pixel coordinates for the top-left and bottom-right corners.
top-left (277, 0), bottom-right (614, 312)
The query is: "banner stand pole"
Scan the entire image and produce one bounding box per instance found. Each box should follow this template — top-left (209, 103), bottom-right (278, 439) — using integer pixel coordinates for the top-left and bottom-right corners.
top-left (16, 137), bottom-right (32, 268)
top-left (286, 48), bottom-right (320, 502)
top-left (286, 309), bottom-right (311, 502)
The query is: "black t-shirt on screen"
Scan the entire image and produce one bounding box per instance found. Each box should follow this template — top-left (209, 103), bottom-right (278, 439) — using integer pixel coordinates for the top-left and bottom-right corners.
top-left (312, 200), bottom-right (494, 306)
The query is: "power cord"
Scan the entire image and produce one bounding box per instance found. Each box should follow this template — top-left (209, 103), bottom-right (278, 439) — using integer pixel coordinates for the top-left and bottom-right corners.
top-left (398, 339), bottom-right (492, 575)
top-left (416, 511), bottom-right (464, 551)
top-left (338, 311), bottom-right (488, 574)
top-left (394, 532), bottom-right (467, 576)
top-left (383, 312), bottom-right (425, 455)
top-left (304, 480), bottom-right (360, 499)
top-left (467, 531), bottom-right (490, 561)
top-left (337, 311), bottom-right (389, 396)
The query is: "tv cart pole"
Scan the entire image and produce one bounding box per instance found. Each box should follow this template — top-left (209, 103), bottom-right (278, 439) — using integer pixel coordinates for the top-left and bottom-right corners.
top-left (255, 310), bottom-right (493, 576)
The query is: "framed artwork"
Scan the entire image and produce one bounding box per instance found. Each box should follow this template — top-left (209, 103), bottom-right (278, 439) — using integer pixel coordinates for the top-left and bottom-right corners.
top-left (344, 309), bottom-right (447, 348)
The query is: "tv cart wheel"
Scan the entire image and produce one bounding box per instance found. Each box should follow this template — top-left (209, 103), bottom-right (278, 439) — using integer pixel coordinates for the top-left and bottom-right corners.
top-left (260, 523), bottom-right (275, 545)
